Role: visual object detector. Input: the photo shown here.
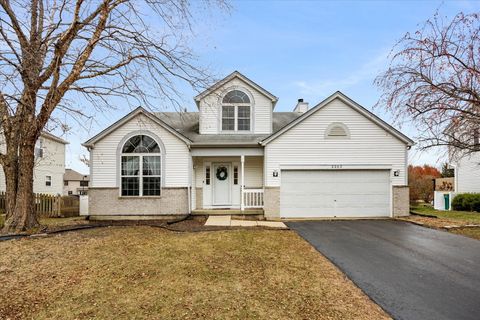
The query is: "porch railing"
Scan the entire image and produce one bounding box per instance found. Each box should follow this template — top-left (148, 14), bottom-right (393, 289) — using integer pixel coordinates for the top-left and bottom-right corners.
top-left (242, 188), bottom-right (264, 209)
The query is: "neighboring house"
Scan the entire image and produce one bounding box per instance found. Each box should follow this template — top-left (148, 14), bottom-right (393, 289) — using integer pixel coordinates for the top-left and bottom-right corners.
top-left (83, 71), bottom-right (414, 220)
top-left (0, 131), bottom-right (68, 195)
top-left (63, 169), bottom-right (89, 195)
top-left (452, 152), bottom-right (480, 194)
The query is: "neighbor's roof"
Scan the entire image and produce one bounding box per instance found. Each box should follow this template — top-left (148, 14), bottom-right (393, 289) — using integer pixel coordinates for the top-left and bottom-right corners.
top-left (154, 111), bottom-right (301, 146)
top-left (194, 71), bottom-right (278, 107)
top-left (41, 131), bottom-right (69, 144)
top-left (64, 168), bottom-right (89, 181)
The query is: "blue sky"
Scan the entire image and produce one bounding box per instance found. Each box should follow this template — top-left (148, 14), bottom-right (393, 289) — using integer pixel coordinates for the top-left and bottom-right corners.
top-left (64, 0), bottom-right (480, 174)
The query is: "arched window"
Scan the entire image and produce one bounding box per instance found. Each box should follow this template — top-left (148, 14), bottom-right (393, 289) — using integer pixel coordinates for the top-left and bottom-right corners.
top-left (325, 123), bottom-right (350, 139)
top-left (221, 90), bottom-right (251, 131)
top-left (120, 135), bottom-right (161, 196)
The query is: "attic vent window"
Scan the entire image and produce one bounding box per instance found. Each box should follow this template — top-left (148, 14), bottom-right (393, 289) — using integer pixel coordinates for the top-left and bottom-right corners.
top-left (326, 123), bottom-right (350, 139)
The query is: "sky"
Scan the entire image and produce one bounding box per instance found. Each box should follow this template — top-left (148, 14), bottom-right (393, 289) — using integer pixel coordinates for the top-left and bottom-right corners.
top-left (63, 0), bottom-right (480, 174)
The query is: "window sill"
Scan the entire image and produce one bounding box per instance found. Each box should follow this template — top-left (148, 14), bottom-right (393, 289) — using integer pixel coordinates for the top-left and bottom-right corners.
top-left (118, 196), bottom-right (162, 199)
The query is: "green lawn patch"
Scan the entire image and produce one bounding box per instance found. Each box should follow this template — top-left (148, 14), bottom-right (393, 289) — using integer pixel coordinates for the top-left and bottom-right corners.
top-left (411, 205), bottom-right (480, 224)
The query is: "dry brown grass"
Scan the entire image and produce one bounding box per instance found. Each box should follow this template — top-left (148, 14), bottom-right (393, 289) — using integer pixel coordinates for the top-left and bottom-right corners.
top-left (0, 227), bottom-right (389, 320)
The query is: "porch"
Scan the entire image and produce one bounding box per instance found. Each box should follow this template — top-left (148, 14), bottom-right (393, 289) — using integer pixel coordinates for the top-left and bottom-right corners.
top-left (191, 150), bottom-right (265, 212)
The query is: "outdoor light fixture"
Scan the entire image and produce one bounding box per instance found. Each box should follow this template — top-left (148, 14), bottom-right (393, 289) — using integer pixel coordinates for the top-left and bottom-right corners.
top-left (394, 170), bottom-right (400, 177)
top-left (273, 170), bottom-right (279, 177)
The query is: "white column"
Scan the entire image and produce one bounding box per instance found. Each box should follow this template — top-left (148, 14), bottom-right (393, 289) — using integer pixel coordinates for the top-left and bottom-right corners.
top-left (240, 155), bottom-right (245, 211)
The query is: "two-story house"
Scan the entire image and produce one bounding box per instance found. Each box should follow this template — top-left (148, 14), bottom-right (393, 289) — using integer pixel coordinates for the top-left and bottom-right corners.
top-left (0, 131), bottom-right (68, 195)
top-left (83, 71), bottom-right (413, 220)
top-left (63, 169), bottom-right (90, 196)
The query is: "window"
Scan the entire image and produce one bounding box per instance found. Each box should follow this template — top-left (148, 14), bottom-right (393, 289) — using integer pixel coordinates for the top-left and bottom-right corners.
top-left (221, 90), bottom-right (251, 131)
top-left (233, 166), bottom-right (238, 185)
top-left (35, 139), bottom-right (44, 158)
top-left (64, 181), bottom-right (68, 186)
top-left (120, 135), bottom-right (161, 196)
top-left (46, 176), bottom-right (51, 186)
top-left (222, 106), bottom-right (235, 131)
top-left (80, 180), bottom-right (89, 187)
top-left (205, 166), bottom-right (211, 185)
top-left (325, 123), bottom-right (350, 139)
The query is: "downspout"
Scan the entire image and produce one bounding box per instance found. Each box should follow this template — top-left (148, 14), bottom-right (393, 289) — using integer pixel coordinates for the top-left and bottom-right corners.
top-left (187, 150), bottom-right (192, 214)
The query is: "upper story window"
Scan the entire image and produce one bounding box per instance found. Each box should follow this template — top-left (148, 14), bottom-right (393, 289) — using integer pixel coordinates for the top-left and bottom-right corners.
top-left (35, 138), bottom-right (44, 158)
top-left (325, 122), bottom-right (350, 139)
top-left (222, 90), bottom-right (251, 132)
top-left (120, 135), bottom-right (161, 197)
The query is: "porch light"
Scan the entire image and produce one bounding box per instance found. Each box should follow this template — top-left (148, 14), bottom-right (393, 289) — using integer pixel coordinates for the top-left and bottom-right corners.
top-left (393, 170), bottom-right (400, 177)
top-left (273, 170), bottom-right (279, 177)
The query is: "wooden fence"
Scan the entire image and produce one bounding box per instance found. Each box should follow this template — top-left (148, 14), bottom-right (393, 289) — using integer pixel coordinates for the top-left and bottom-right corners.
top-left (0, 192), bottom-right (79, 218)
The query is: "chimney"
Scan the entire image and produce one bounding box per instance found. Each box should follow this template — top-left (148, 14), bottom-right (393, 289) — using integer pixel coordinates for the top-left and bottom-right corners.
top-left (294, 98), bottom-right (309, 113)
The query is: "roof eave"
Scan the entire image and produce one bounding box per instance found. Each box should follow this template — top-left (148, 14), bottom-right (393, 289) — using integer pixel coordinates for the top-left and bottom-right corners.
top-left (261, 91), bottom-right (414, 146)
top-left (83, 107), bottom-right (193, 148)
top-left (194, 71), bottom-right (278, 108)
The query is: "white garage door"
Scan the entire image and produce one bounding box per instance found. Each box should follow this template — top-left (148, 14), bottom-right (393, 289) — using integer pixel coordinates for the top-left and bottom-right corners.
top-left (280, 170), bottom-right (391, 218)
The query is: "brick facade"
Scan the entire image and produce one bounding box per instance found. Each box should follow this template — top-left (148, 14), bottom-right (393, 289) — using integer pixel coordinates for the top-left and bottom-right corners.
top-left (393, 186), bottom-right (410, 217)
top-left (89, 187), bottom-right (188, 216)
top-left (264, 187), bottom-right (280, 219)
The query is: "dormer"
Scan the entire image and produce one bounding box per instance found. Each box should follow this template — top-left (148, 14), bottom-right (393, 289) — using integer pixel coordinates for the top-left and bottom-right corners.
top-left (194, 71), bottom-right (278, 135)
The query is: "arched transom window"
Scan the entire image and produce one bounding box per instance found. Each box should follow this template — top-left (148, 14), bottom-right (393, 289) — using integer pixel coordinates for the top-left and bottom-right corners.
top-left (325, 123), bottom-right (350, 139)
top-left (221, 90), bottom-right (251, 131)
top-left (121, 135), bottom-right (161, 196)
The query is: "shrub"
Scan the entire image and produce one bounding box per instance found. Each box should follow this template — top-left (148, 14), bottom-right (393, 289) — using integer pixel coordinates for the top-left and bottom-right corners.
top-left (452, 193), bottom-right (480, 212)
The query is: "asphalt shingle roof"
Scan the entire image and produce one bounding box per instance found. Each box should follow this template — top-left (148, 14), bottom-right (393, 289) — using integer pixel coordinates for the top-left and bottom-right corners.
top-left (154, 112), bottom-right (301, 146)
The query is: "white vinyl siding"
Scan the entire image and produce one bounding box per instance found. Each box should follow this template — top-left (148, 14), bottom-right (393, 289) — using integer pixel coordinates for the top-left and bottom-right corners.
top-left (0, 134), bottom-right (66, 195)
top-left (90, 114), bottom-right (190, 188)
top-left (199, 77), bottom-right (272, 134)
top-left (265, 98), bottom-right (408, 187)
top-left (455, 153), bottom-right (480, 193)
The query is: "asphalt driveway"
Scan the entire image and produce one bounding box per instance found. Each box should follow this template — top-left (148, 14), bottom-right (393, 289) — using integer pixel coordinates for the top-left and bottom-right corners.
top-left (287, 220), bottom-right (480, 320)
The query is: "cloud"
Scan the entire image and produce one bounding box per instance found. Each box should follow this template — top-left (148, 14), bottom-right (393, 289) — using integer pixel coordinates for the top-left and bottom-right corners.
top-left (293, 48), bottom-right (390, 97)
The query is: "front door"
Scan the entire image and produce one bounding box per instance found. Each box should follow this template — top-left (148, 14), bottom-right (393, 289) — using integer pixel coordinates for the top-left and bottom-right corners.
top-left (213, 163), bottom-right (231, 206)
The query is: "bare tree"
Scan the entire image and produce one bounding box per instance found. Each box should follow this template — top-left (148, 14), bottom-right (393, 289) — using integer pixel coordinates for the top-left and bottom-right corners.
top-left (0, 0), bottom-right (228, 233)
top-left (375, 12), bottom-right (480, 159)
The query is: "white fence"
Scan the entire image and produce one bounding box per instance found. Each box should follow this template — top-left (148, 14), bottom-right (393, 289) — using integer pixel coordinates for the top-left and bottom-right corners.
top-left (79, 195), bottom-right (89, 216)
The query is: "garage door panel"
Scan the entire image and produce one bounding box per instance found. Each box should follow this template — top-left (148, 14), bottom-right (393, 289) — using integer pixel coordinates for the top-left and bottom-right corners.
top-left (280, 170), bottom-right (390, 218)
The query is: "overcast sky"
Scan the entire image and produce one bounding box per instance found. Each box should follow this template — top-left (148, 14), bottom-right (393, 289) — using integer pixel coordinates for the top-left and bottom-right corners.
top-left (63, 0), bottom-right (480, 174)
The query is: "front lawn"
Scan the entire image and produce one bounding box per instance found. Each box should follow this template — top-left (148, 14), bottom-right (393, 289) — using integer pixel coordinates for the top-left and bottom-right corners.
top-left (402, 205), bottom-right (480, 240)
top-left (0, 227), bottom-right (389, 320)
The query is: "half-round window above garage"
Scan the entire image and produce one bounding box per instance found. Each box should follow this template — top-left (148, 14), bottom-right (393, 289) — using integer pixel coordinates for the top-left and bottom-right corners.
top-left (325, 123), bottom-right (350, 139)
top-left (222, 90), bottom-right (250, 104)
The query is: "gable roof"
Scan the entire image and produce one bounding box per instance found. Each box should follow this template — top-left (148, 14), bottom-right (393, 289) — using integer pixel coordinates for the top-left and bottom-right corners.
top-left (194, 71), bottom-right (278, 107)
top-left (64, 169), bottom-right (89, 181)
top-left (40, 131), bottom-right (69, 144)
top-left (82, 107), bottom-right (192, 148)
top-left (261, 91), bottom-right (414, 146)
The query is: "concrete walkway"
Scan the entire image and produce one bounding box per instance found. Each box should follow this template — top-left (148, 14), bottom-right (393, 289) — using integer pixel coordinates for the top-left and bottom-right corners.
top-left (205, 215), bottom-right (287, 228)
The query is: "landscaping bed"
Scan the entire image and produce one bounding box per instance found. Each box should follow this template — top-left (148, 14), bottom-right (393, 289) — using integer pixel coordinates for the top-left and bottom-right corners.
top-left (399, 205), bottom-right (480, 240)
top-left (0, 226), bottom-right (389, 320)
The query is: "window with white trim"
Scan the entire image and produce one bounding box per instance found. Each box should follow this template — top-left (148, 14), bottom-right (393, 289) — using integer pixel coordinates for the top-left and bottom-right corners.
top-left (222, 90), bottom-right (251, 131)
top-left (120, 135), bottom-right (161, 196)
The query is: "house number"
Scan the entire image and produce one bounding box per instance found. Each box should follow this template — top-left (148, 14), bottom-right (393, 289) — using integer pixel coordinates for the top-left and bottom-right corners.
top-left (331, 165), bottom-right (342, 169)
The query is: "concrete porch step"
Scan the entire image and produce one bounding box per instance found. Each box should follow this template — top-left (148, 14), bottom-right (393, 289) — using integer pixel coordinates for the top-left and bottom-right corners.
top-left (192, 209), bottom-right (264, 216)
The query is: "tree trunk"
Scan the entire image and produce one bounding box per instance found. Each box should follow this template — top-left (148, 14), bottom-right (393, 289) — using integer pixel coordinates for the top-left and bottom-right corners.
top-left (1, 139), bottom-right (39, 233)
